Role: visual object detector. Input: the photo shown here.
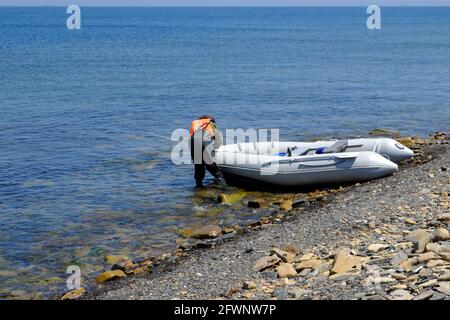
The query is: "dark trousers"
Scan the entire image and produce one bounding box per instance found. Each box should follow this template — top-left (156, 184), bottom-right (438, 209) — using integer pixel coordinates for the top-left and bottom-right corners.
top-left (190, 137), bottom-right (224, 185)
top-left (194, 163), bottom-right (222, 184)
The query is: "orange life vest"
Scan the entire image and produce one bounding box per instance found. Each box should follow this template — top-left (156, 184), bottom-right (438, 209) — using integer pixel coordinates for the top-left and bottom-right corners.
top-left (190, 119), bottom-right (216, 137)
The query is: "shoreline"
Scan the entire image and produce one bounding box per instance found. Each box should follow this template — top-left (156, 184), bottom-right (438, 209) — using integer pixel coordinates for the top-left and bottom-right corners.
top-left (84, 132), bottom-right (449, 300)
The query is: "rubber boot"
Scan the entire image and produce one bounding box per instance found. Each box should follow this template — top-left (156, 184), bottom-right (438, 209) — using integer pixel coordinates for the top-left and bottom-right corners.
top-left (195, 180), bottom-right (204, 189)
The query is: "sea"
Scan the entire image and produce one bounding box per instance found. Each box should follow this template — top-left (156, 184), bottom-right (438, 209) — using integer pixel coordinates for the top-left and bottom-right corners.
top-left (0, 6), bottom-right (449, 297)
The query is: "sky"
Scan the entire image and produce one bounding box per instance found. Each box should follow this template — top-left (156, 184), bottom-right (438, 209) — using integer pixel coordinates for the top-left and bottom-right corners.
top-left (0, 0), bottom-right (449, 6)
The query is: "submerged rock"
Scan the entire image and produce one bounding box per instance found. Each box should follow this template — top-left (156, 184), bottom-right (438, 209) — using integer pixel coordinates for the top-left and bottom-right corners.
top-left (190, 225), bottom-right (222, 239)
top-left (217, 192), bottom-right (247, 204)
top-left (105, 255), bottom-right (129, 265)
top-left (176, 228), bottom-right (193, 238)
top-left (61, 287), bottom-right (85, 300)
top-left (95, 270), bottom-right (126, 284)
top-left (222, 226), bottom-right (236, 234)
top-left (111, 259), bottom-right (136, 273)
top-left (369, 128), bottom-right (401, 138)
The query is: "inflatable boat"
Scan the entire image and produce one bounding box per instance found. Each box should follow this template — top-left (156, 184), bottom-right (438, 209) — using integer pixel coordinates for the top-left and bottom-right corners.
top-left (214, 138), bottom-right (413, 187)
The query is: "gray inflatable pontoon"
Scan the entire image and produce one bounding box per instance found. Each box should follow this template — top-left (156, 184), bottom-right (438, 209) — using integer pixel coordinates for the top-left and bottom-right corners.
top-left (214, 138), bottom-right (413, 187)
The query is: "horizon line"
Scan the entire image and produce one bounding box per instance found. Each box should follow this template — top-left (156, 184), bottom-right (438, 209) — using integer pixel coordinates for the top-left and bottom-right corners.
top-left (1, 5), bottom-right (450, 7)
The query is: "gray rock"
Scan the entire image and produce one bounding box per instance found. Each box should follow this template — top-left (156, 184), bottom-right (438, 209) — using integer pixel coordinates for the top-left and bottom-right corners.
top-left (291, 288), bottom-right (312, 299)
top-left (274, 288), bottom-right (289, 300)
top-left (390, 251), bottom-right (409, 266)
top-left (430, 292), bottom-right (446, 300)
top-left (413, 290), bottom-right (434, 300)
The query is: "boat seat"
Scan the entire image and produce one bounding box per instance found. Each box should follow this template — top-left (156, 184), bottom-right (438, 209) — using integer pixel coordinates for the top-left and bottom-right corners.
top-left (316, 140), bottom-right (348, 154)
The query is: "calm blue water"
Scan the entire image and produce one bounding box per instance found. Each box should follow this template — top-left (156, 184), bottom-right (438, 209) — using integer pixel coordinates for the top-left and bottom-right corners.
top-left (0, 7), bottom-right (449, 297)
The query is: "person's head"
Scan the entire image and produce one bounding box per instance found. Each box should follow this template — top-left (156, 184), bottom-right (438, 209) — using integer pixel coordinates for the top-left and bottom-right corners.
top-left (198, 114), bottom-right (215, 123)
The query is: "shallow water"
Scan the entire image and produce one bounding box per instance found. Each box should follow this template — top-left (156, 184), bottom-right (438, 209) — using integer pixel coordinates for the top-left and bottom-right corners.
top-left (0, 7), bottom-right (450, 297)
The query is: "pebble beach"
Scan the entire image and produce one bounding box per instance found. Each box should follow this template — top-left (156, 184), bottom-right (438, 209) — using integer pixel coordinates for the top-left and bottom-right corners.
top-left (77, 132), bottom-right (450, 300)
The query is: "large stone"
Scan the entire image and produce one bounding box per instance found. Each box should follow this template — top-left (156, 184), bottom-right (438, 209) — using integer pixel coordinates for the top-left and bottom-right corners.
top-left (418, 279), bottom-right (437, 288)
top-left (111, 259), bottom-right (137, 273)
top-left (367, 243), bottom-right (389, 253)
top-left (405, 229), bottom-right (432, 253)
top-left (390, 251), bottom-right (409, 267)
top-left (316, 262), bottom-right (332, 275)
top-left (390, 284), bottom-right (408, 291)
top-left (369, 276), bottom-right (397, 285)
top-left (430, 292), bottom-right (446, 300)
top-left (369, 128), bottom-right (401, 138)
top-left (331, 248), bottom-right (366, 275)
top-left (291, 288), bottom-right (312, 299)
top-left (437, 213), bottom-right (450, 222)
top-left (418, 252), bottom-right (439, 263)
top-left (294, 258), bottom-right (323, 272)
top-left (432, 228), bottom-right (450, 241)
top-left (391, 273), bottom-right (408, 281)
top-left (61, 288), bottom-right (85, 300)
top-left (397, 137), bottom-right (416, 148)
top-left (419, 268), bottom-right (432, 277)
top-left (426, 242), bottom-right (443, 254)
top-left (295, 252), bottom-right (315, 262)
top-left (276, 263), bottom-right (298, 278)
top-left (412, 290), bottom-right (434, 300)
top-left (271, 248), bottom-right (296, 263)
top-left (242, 281), bottom-right (257, 290)
top-left (436, 282), bottom-right (450, 295)
top-left (190, 225), bottom-right (222, 239)
top-left (95, 270), bottom-right (126, 284)
top-left (242, 292), bottom-right (254, 299)
top-left (441, 253), bottom-right (450, 262)
top-left (427, 259), bottom-right (448, 268)
top-left (217, 192), bottom-right (247, 204)
top-left (253, 255), bottom-right (281, 272)
top-left (438, 272), bottom-right (450, 281)
top-left (390, 289), bottom-right (413, 300)
top-left (329, 273), bottom-right (359, 281)
top-left (399, 258), bottom-right (415, 272)
top-left (247, 199), bottom-right (268, 209)
top-left (279, 199), bottom-right (293, 211)
top-left (176, 229), bottom-right (193, 238)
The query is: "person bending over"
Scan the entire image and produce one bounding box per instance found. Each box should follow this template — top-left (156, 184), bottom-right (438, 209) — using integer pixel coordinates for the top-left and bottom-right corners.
top-left (189, 115), bottom-right (226, 188)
